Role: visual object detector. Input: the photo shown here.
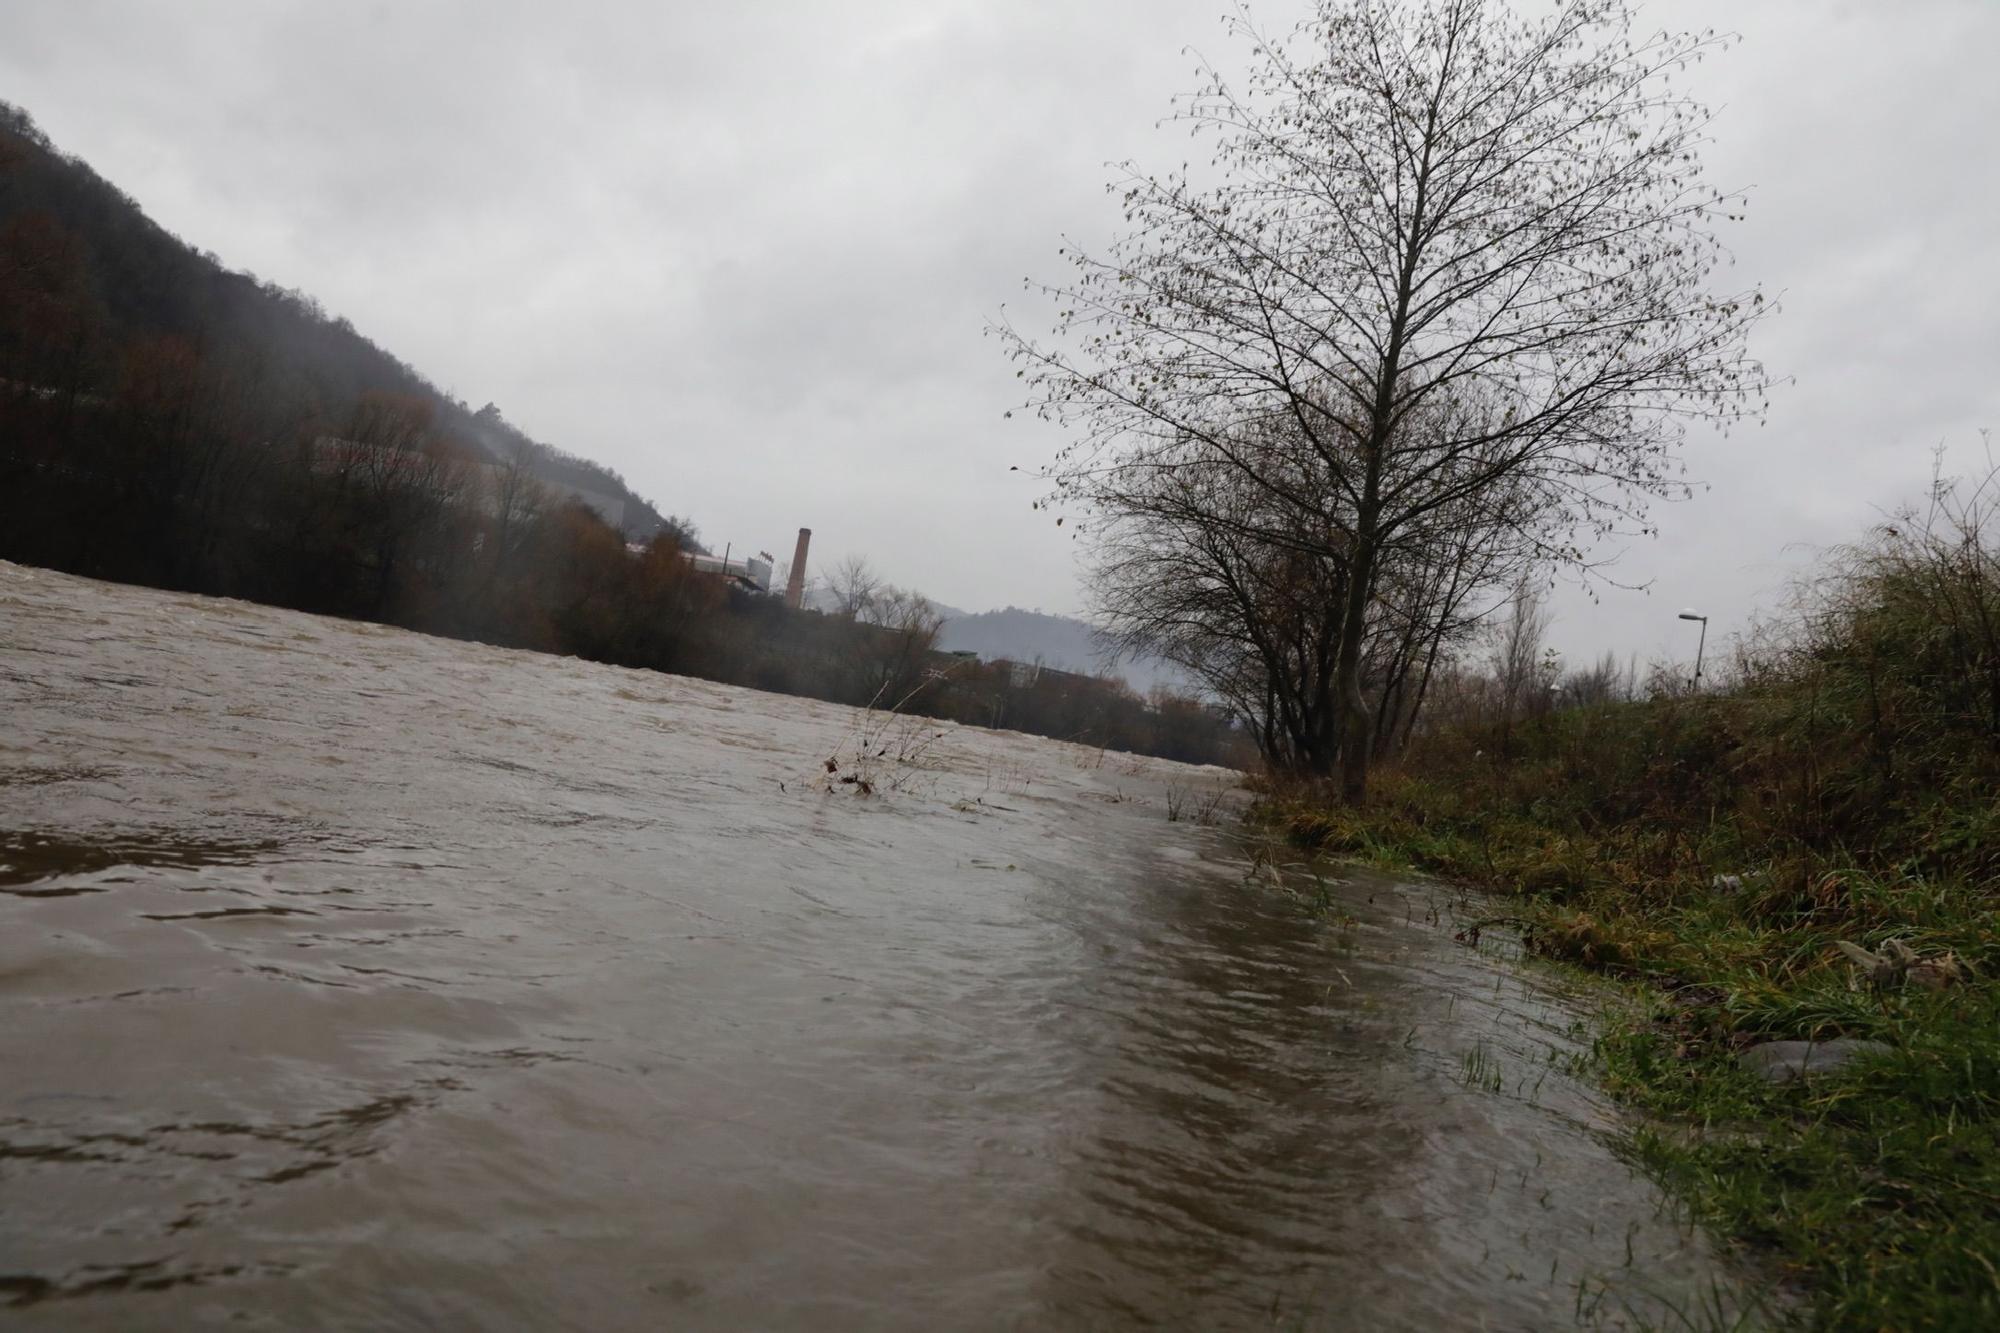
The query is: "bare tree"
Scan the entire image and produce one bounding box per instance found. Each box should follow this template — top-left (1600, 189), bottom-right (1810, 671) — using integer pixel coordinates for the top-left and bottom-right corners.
top-left (860, 585), bottom-right (947, 701)
top-left (1487, 573), bottom-right (1556, 745)
top-left (1366, 478), bottom-right (1537, 756)
top-left (658, 513), bottom-right (703, 554)
top-left (1091, 409), bottom-right (1533, 772)
top-left (1004, 0), bottom-right (1769, 800)
top-left (479, 433), bottom-right (553, 597)
top-left (331, 392), bottom-right (475, 612)
top-left (1561, 649), bottom-right (1633, 709)
top-left (827, 554), bottom-right (883, 620)
top-left (1092, 442), bottom-right (1350, 771)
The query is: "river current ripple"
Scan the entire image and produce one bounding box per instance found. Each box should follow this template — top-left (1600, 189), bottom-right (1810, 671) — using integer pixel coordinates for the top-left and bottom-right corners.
top-left (0, 563), bottom-right (1748, 1329)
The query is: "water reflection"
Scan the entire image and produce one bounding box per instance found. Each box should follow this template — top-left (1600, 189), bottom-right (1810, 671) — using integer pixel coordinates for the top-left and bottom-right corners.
top-left (1042, 866), bottom-right (1402, 1325)
top-left (1032, 845), bottom-right (1745, 1329)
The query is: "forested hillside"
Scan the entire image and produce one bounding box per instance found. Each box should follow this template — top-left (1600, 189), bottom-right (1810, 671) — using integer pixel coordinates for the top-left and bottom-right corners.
top-left (0, 101), bottom-right (679, 542)
top-left (0, 101), bottom-right (1241, 767)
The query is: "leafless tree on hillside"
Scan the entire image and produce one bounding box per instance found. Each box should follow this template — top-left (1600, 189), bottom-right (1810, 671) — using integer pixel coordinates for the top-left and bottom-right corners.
top-left (828, 554), bottom-right (883, 620)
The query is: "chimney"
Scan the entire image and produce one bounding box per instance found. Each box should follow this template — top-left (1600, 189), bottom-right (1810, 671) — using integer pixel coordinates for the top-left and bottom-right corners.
top-left (784, 527), bottom-right (811, 609)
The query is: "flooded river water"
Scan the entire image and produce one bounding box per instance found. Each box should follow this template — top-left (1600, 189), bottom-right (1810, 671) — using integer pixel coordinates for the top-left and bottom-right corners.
top-left (0, 563), bottom-right (1750, 1329)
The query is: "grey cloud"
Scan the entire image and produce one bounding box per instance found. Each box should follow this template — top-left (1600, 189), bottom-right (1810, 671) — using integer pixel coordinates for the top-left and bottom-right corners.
top-left (5, 0), bottom-right (1996, 645)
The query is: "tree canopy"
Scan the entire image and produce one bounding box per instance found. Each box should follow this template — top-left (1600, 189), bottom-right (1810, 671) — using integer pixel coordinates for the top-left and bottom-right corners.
top-left (1004, 0), bottom-right (1770, 797)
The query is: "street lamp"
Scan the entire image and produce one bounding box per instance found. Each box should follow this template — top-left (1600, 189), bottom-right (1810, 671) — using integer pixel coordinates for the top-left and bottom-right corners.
top-left (1678, 610), bottom-right (1708, 692)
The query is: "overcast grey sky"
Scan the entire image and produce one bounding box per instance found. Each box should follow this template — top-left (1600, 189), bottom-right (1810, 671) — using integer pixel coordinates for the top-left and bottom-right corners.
top-left (6, 0), bottom-right (1997, 671)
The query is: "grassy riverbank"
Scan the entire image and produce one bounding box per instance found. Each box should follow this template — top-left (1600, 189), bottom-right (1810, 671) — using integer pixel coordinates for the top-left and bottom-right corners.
top-left (1260, 497), bottom-right (2000, 1328)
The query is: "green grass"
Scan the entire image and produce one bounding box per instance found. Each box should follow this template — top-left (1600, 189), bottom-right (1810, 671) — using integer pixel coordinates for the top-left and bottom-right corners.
top-left (1257, 483), bottom-right (2000, 1326)
top-left (1601, 991), bottom-right (2000, 1329)
top-left (1255, 696), bottom-right (2000, 1328)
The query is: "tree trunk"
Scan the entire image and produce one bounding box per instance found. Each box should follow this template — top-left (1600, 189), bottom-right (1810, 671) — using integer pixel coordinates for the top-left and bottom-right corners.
top-left (1333, 459), bottom-right (1383, 802)
top-left (1333, 531), bottom-right (1376, 803)
top-left (1400, 626), bottom-right (1447, 754)
top-left (1332, 358), bottom-right (1395, 802)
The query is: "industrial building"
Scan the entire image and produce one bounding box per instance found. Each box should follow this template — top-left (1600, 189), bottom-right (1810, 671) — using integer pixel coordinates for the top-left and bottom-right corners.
top-left (676, 529), bottom-right (810, 600)
top-left (683, 552), bottom-right (772, 593)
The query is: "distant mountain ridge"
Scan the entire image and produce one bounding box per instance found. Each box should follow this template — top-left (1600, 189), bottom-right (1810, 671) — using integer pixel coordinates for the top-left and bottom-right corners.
top-left (936, 607), bottom-right (1192, 697)
top-left (792, 589), bottom-right (1190, 697)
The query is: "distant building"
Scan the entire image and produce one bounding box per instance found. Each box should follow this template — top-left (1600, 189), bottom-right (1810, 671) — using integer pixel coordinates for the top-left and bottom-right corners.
top-left (683, 551), bottom-right (772, 593)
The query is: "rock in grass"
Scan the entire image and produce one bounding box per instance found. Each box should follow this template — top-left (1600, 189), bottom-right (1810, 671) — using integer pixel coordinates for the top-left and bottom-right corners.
top-left (1737, 1038), bottom-right (1894, 1084)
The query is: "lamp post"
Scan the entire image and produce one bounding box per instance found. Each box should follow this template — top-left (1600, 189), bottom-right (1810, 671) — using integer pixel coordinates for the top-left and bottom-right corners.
top-left (1678, 610), bottom-right (1708, 692)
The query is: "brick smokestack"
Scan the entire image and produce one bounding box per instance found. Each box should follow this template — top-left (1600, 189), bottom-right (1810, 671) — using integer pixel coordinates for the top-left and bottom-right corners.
top-left (784, 527), bottom-right (811, 610)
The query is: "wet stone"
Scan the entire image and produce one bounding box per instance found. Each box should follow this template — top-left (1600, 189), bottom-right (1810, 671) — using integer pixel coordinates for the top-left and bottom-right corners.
top-left (1738, 1038), bottom-right (1895, 1084)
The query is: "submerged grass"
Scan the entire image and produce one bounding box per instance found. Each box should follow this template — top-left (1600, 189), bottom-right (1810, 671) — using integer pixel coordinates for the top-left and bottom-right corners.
top-left (1256, 694), bottom-right (2000, 1329)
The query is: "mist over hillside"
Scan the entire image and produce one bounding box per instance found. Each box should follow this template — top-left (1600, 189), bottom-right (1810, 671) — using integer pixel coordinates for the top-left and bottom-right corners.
top-left (0, 101), bottom-right (682, 544)
top-left (936, 607), bottom-right (1193, 697)
top-left (2, 97), bottom-right (1204, 712)
top-left (0, 98), bottom-right (1242, 771)
top-left (791, 586), bottom-right (1192, 698)
top-left (3, 101), bottom-right (1191, 661)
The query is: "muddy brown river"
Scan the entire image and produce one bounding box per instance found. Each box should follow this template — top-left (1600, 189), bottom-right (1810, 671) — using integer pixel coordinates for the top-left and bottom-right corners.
top-left (0, 563), bottom-right (1755, 1329)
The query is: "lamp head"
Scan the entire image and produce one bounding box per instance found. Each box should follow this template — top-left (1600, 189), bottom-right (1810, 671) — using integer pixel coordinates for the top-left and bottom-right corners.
top-left (1677, 610), bottom-right (1706, 622)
